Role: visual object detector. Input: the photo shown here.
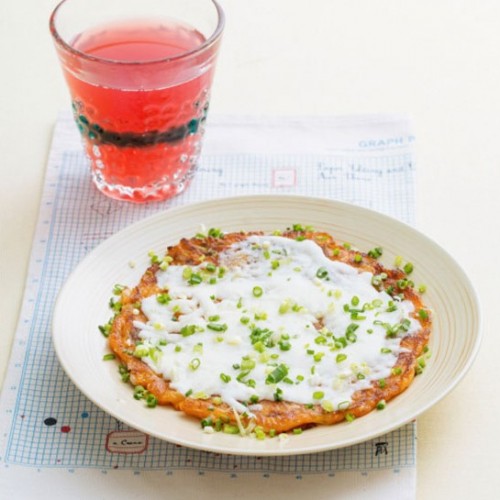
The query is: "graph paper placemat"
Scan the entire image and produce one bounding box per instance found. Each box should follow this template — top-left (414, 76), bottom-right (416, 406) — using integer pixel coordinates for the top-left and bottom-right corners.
top-left (0, 112), bottom-right (417, 499)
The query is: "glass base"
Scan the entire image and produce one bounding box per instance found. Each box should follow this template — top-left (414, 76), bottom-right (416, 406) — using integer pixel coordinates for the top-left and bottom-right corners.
top-left (91, 166), bottom-right (196, 203)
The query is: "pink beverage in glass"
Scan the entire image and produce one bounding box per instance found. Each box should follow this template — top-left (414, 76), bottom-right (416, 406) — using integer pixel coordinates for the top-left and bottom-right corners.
top-left (50, 0), bottom-right (224, 203)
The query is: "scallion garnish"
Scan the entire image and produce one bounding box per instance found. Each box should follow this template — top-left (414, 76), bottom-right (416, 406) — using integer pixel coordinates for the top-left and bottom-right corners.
top-left (418, 309), bottom-right (429, 320)
top-left (189, 358), bottom-right (201, 370)
top-left (146, 394), bottom-right (158, 408)
top-left (368, 247), bottom-right (383, 259)
top-left (266, 364), bottom-right (289, 384)
top-left (273, 387), bottom-right (284, 401)
top-left (336, 353), bottom-right (347, 363)
top-left (403, 262), bottom-right (414, 275)
top-left (207, 322), bottom-right (228, 332)
top-left (316, 267), bottom-right (329, 279)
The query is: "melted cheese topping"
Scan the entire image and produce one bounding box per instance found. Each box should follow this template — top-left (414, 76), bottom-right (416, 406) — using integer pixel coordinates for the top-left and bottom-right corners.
top-left (134, 236), bottom-right (418, 414)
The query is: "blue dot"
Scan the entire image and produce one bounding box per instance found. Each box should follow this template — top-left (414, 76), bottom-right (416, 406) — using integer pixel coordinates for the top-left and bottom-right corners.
top-left (81, 412), bottom-right (89, 419)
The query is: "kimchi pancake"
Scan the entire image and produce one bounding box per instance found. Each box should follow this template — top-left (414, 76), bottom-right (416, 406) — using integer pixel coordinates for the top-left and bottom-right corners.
top-left (108, 228), bottom-right (431, 434)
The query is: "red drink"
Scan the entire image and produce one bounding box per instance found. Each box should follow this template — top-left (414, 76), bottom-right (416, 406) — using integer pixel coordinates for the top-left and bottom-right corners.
top-left (50, 0), bottom-right (224, 202)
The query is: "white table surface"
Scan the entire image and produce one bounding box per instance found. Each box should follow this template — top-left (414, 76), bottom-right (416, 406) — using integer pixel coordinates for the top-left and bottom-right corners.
top-left (1, 1), bottom-right (499, 498)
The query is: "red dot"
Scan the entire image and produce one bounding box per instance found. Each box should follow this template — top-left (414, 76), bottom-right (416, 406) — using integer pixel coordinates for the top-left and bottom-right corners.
top-left (61, 426), bottom-right (71, 433)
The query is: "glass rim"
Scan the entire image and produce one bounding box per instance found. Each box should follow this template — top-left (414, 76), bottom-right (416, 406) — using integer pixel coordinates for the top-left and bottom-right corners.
top-left (49, 0), bottom-right (225, 66)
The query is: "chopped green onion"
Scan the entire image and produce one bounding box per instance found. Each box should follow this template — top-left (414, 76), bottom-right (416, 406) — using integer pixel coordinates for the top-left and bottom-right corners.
top-left (133, 345), bottom-right (149, 358)
top-left (205, 263), bottom-right (217, 273)
top-left (418, 309), bottom-right (429, 320)
top-left (223, 424), bottom-right (240, 434)
top-left (98, 323), bottom-right (111, 338)
top-left (403, 262), bottom-right (414, 275)
top-left (254, 426), bottom-right (266, 440)
top-left (368, 247), bottom-right (383, 259)
top-left (156, 293), bottom-right (171, 304)
top-left (316, 267), bottom-right (329, 279)
top-left (415, 355), bottom-right (427, 375)
top-left (240, 358), bottom-right (256, 371)
top-left (108, 298), bottom-right (122, 313)
top-left (371, 272), bottom-right (388, 287)
top-left (208, 227), bottom-right (223, 238)
top-left (201, 417), bottom-right (213, 428)
top-left (220, 373), bottom-right (231, 383)
top-left (189, 358), bottom-right (201, 371)
top-left (148, 251), bottom-right (160, 264)
top-left (252, 286), bottom-right (264, 297)
top-left (188, 273), bottom-right (203, 285)
top-left (207, 322), bottom-right (228, 332)
top-left (273, 387), bottom-right (284, 401)
top-left (133, 385), bottom-right (146, 400)
top-left (321, 400), bottom-right (334, 412)
top-left (313, 391), bottom-right (324, 400)
top-left (180, 325), bottom-right (200, 337)
top-left (397, 278), bottom-right (409, 289)
top-left (146, 394), bottom-right (158, 408)
top-left (376, 400), bottom-right (387, 410)
top-left (193, 343), bottom-right (203, 354)
top-left (236, 370), bottom-right (250, 382)
top-left (112, 284), bottom-right (126, 295)
top-left (345, 324), bottom-right (359, 343)
top-left (118, 364), bottom-right (130, 382)
top-left (253, 341), bottom-right (266, 353)
top-left (336, 353), bottom-right (347, 363)
top-left (313, 352), bottom-right (325, 362)
top-left (266, 364), bottom-right (289, 384)
top-left (314, 335), bottom-right (327, 345)
top-left (102, 353), bottom-right (115, 361)
top-left (279, 339), bottom-right (292, 351)
top-left (278, 301), bottom-right (290, 314)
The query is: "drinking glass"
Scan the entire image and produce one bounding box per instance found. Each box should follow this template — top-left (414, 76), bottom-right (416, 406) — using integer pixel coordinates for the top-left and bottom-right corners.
top-left (50, 0), bottom-right (224, 203)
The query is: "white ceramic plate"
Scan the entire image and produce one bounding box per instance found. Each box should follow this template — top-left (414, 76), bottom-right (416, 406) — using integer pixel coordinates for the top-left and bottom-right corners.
top-left (52, 195), bottom-right (481, 456)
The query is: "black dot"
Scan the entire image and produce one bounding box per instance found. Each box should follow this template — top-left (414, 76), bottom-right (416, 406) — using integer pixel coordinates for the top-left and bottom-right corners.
top-left (44, 417), bottom-right (57, 426)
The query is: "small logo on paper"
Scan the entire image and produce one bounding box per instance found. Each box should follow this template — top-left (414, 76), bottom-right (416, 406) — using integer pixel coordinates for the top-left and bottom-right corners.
top-left (106, 430), bottom-right (149, 454)
top-left (272, 169), bottom-right (297, 188)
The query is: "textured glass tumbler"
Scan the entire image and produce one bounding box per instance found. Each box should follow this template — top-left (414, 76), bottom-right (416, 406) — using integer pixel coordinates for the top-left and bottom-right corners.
top-left (50, 0), bottom-right (224, 203)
